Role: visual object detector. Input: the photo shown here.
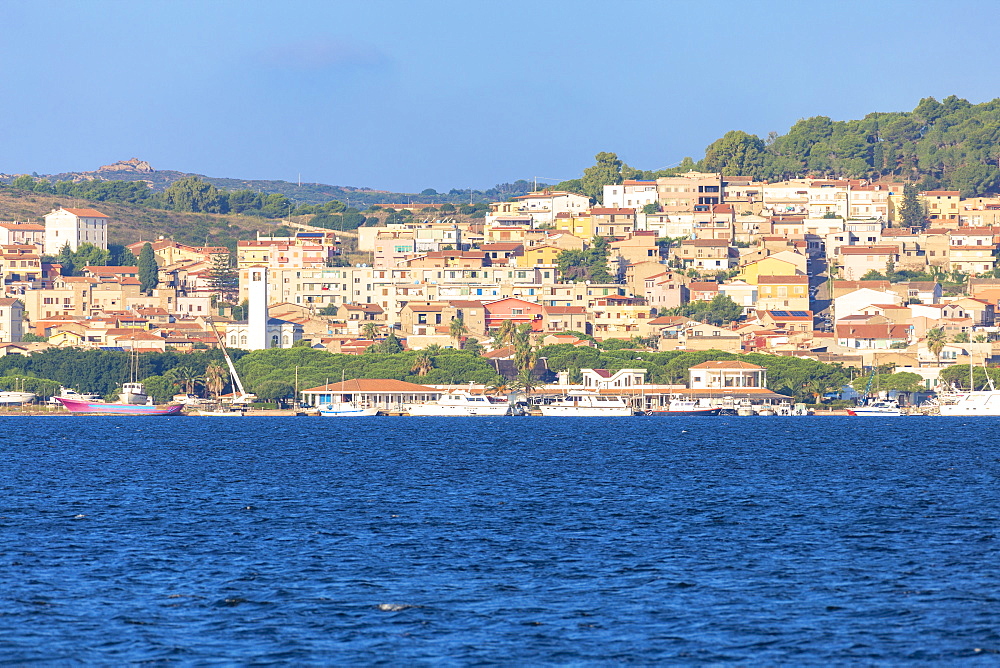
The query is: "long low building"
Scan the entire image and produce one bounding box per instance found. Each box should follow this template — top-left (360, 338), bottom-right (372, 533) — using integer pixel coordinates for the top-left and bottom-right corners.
top-left (300, 379), bottom-right (442, 410)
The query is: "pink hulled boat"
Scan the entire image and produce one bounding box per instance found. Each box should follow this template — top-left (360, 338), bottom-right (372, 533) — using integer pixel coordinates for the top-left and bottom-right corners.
top-left (56, 396), bottom-right (184, 416)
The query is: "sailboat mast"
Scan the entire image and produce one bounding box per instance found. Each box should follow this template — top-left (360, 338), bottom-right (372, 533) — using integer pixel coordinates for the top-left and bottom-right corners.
top-left (207, 318), bottom-right (248, 398)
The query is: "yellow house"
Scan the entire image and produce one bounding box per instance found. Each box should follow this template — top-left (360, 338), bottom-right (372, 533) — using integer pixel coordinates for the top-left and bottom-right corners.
top-left (521, 243), bottom-right (563, 267)
top-left (756, 275), bottom-right (810, 311)
top-left (738, 256), bottom-right (801, 285)
top-left (48, 330), bottom-right (85, 347)
top-left (924, 190), bottom-right (961, 223)
top-left (553, 213), bottom-right (594, 238)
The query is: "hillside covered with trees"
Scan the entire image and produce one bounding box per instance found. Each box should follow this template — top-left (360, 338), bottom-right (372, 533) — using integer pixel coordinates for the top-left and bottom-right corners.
top-left (555, 96), bottom-right (1000, 199)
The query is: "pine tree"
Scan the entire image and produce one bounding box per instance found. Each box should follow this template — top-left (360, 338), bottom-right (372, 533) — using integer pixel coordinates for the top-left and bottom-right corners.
top-left (138, 242), bottom-right (159, 293)
top-left (900, 183), bottom-right (925, 228)
top-left (207, 253), bottom-right (238, 304)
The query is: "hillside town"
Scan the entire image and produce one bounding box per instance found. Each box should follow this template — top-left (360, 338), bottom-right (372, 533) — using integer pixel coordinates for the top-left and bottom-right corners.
top-left (3, 173), bottom-right (1000, 397)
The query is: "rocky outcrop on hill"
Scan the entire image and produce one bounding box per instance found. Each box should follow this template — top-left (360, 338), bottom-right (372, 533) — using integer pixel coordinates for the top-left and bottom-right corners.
top-left (98, 158), bottom-right (153, 173)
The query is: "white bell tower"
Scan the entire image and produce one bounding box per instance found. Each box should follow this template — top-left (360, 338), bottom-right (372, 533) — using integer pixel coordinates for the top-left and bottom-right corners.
top-left (247, 266), bottom-right (268, 350)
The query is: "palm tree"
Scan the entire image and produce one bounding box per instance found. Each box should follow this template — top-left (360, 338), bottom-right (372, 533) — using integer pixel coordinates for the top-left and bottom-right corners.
top-left (513, 323), bottom-right (537, 373)
top-left (411, 353), bottom-right (433, 376)
top-left (166, 365), bottom-right (204, 396)
top-left (490, 319), bottom-right (517, 350)
top-left (360, 322), bottom-right (380, 340)
top-left (510, 368), bottom-right (541, 404)
top-left (449, 317), bottom-right (468, 348)
top-left (925, 327), bottom-right (946, 365)
top-left (205, 362), bottom-right (228, 399)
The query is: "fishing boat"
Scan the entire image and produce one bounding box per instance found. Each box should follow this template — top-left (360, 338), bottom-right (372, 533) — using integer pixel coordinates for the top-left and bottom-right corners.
top-left (406, 390), bottom-right (509, 416)
top-left (55, 395), bottom-right (184, 415)
top-left (539, 392), bottom-right (634, 417)
top-left (646, 397), bottom-right (721, 416)
top-left (55, 349), bottom-right (183, 415)
top-left (118, 381), bottom-right (148, 405)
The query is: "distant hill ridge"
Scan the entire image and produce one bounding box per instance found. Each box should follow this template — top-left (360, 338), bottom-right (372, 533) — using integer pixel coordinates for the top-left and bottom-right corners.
top-left (1, 160), bottom-right (535, 207)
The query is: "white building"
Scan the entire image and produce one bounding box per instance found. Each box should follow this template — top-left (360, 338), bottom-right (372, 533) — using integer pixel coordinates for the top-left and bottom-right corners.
top-left (486, 191), bottom-right (590, 227)
top-left (688, 361), bottom-right (766, 389)
top-left (603, 180), bottom-right (659, 210)
top-left (43, 207), bottom-right (109, 254)
top-left (0, 298), bottom-right (24, 341)
top-left (0, 223), bottom-right (45, 250)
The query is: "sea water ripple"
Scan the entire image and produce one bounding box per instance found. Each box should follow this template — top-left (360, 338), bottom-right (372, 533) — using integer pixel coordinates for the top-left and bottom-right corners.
top-left (0, 416), bottom-right (998, 664)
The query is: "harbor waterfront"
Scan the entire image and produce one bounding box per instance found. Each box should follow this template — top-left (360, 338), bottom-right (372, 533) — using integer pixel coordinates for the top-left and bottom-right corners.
top-left (2, 416), bottom-right (999, 663)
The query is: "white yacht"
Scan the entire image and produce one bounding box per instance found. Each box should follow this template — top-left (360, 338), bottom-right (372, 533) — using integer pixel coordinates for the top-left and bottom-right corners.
top-left (48, 387), bottom-right (102, 405)
top-left (319, 401), bottom-right (379, 417)
top-left (406, 391), bottom-right (509, 416)
top-left (848, 400), bottom-right (903, 417)
top-left (539, 392), bottom-right (634, 417)
top-left (0, 390), bottom-right (35, 404)
top-left (937, 391), bottom-right (1000, 415)
top-left (647, 398), bottom-right (721, 416)
top-left (933, 368), bottom-right (1000, 416)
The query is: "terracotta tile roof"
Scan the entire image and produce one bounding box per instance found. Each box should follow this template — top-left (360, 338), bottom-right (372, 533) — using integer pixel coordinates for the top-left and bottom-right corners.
top-left (303, 378), bottom-right (438, 393)
top-left (0, 223), bottom-right (44, 230)
top-left (62, 208), bottom-right (109, 218)
top-left (682, 239), bottom-right (730, 247)
top-left (689, 361), bottom-right (764, 370)
top-left (591, 208), bottom-right (636, 215)
top-left (757, 275), bottom-right (809, 284)
top-left (840, 245), bottom-right (898, 255)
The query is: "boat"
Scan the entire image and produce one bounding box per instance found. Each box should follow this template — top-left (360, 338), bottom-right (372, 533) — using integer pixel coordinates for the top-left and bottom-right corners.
top-left (406, 390), bottom-right (509, 416)
top-left (118, 381), bottom-right (149, 405)
top-left (53, 349), bottom-right (183, 415)
top-left (848, 367), bottom-right (903, 416)
top-left (56, 395), bottom-right (183, 415)
top-left (646, 397), bottom-right (721, 416)
top-left (319, 401), bottom-right (380, 417)
top-left (192, 318), bottom-right (255, 417)
top-left (0, 390), bottom-right (35, 404)
top-left (48, 387), bottom-right (102, 405)
top-left (847, 400), bottom-right (903, 417)
top-left (936, 365), bottom-right (1000, 416)
top-left (195, 406), bottom-right (248, 416)
top-left (539, 392), bottom-right (634, 417)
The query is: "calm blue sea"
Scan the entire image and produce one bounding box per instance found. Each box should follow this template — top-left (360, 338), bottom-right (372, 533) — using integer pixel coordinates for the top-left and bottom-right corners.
top-left (1, 416), bottom-right (999, 664)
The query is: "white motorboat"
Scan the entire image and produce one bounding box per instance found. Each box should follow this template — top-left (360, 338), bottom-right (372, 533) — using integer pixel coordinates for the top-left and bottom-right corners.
top-left (0, 390), bottom-right (35, 404)
top-left (48, 387), bottom-right (102, 405)
top-left (646, 398), bottom-right (721, 416)
top-left (319, 401), bottom-right (379, 417)
top-left (194, 408), bottom-right (247, 416)
top-left (406, 390), bottom-right (509, 416)
top-left (848, 400), bottom-right (903, 416)
top-left (539, 392), bottom-right (634, 417)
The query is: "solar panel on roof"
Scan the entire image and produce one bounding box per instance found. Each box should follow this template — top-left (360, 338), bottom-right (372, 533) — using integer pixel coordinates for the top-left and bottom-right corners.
top-left (771, 311), bottom-right (789, 316)
top-left (790, 311), bottom-right (810, 317)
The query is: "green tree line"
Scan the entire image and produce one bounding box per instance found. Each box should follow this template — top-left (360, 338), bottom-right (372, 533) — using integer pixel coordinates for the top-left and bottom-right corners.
top-left (553, 97), bottom-right (1000, 201)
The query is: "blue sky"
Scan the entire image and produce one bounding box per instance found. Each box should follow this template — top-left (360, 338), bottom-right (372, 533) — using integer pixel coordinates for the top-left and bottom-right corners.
top-left (2, 0), bottom-right (999, 194)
